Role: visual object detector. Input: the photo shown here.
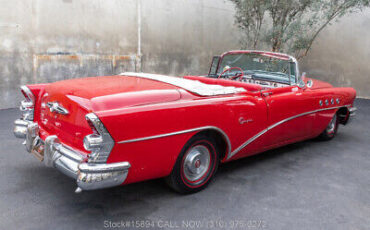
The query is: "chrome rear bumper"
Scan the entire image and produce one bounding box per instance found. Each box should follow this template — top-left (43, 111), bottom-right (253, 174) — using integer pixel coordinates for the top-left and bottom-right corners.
top-left (345, 106), bottom-right (357, 124)
top-left (13, 119), bottom-right (29, 138)
top-left (14, 119), bottom-right (130, 192)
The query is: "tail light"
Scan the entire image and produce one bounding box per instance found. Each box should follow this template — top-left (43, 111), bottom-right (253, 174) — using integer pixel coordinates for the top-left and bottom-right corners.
top-left (20, 85), bottom-right (35, 121)
top-left (83, 113), bottom-right (114, 163)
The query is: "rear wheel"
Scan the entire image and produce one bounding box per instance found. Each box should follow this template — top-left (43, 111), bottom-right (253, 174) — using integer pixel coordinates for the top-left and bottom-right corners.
top-left (166, 134), bottom-right (219, 194)
top-left (318, 113), bottom-right (339, 141)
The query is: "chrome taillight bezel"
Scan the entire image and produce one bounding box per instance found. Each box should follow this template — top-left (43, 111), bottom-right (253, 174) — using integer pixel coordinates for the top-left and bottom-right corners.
top-left (20, 85), bottom-right (35, 121)
top-left (84, 113), bottom-right (115, 163)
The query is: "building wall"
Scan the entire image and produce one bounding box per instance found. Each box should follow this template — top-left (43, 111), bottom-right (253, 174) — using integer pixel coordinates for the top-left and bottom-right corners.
top-left (0, 0), bottom-right (368, 109)
top-left (300, 8), bottom-right (370, 99)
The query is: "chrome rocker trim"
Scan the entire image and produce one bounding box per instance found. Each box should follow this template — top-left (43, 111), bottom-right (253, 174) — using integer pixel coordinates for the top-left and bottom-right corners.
top-left (14, 120), bottom-right (131, 192)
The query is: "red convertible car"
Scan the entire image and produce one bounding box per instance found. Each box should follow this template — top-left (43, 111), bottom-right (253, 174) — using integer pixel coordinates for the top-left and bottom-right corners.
top-left (14, 50), bottom-right (356, 193)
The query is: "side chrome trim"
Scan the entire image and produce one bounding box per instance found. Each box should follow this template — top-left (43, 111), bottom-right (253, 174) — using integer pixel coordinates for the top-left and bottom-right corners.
top-left (227, 104), bottom-right (351, 159)
top-left (117, 126), bottom-right (232, 157)
top-left (116, 105), bottom-right (351, 160)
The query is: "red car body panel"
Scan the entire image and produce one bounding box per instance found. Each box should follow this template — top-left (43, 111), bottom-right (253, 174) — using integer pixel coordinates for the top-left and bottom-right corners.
top-left (22, 53), bottom-right (356, 187)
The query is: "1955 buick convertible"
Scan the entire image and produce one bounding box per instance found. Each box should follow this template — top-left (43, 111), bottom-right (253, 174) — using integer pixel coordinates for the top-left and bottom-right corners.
top-left (14, 50), bottom-right (356, 194)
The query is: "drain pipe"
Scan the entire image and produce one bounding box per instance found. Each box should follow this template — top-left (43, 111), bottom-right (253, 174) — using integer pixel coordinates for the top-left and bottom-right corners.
top-left (136, 0), bottom-right (142, 72)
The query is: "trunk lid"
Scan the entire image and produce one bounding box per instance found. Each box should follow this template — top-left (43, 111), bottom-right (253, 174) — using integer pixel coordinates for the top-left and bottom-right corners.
top-left (37, 75), bottom-right (182, 150)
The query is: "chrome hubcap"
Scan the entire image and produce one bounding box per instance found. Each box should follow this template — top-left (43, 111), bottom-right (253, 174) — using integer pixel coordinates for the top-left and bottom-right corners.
top-left (327, 114), bottom-right (337, 134)
top-left (183, 145), bottom-right (211, 182)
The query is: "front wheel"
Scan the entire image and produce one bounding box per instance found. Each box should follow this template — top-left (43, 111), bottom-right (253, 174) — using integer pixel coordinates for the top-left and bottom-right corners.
top-left (166, 134), bottom-right (219, 194)
top-left (318, 113), bottom-right (339, 141)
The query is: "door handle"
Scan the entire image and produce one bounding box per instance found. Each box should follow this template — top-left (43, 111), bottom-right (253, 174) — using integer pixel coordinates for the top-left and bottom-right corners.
top-left (262, 91), bottom-right (272, 97)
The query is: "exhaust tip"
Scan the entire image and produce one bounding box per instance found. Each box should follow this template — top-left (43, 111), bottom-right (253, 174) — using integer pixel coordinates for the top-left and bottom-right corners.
top-left (75, 187), bottom-right (83, 194)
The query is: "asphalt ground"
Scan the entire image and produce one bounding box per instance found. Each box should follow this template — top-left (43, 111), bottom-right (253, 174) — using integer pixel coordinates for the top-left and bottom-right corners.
top-left (0, 99), bottom-right (369, 230)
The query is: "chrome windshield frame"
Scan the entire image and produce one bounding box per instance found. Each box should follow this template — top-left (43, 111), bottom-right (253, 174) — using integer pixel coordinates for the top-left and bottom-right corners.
top-left (214, 50), bottom-right (300, 86)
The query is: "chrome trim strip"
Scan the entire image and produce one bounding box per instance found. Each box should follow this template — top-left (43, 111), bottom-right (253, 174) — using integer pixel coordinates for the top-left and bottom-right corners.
top-left (227, 104), bottom-right (351, 159)
top-left (120, 72), bottom-right (246, 96)
top-left (117, 105), bottom-right (350, 160)
top-left (20, 85), bottom-right (35, 103)
top-left (118, 126), bottom-right (232, 157)
top-left (78, 162), bottom-right (131, 173)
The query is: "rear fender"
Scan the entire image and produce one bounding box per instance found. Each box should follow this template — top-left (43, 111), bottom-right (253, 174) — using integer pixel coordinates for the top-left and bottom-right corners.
top-left (25, 84), bottom-right (49, 101)
top-left (23, 84), bottom-right (49, 122)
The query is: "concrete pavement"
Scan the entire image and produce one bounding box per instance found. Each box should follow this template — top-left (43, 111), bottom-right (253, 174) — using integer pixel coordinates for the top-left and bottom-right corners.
top-left (0, 99), bottom-right (369, 230)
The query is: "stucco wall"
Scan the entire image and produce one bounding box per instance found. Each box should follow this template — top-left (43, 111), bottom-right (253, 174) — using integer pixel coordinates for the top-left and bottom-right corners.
top-left (300, 8), bottom-right (370, 99)
top-left (0, 0), bottom-right (368, 109)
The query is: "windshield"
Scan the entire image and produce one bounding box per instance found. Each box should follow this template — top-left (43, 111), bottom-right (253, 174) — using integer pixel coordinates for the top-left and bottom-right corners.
top-left (217, 53), bottom-right (297, 84)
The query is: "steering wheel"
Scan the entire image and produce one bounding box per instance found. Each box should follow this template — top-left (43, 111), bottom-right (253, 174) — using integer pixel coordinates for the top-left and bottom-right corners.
top-left (218, 66), bottom-right (244, 81)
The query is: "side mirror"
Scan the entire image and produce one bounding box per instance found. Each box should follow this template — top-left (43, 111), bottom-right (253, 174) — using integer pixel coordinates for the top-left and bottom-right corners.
top-left (306, 79), bottom-right (313, 88)
top-left (298, 80), bottom-right (306, 88)
top-left (297, 72), bottom-right (307, 88)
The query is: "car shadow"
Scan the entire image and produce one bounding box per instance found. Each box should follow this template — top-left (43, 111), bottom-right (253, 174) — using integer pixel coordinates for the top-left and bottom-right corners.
top-left (14, 138), bottom-right (331, 220)
top-left (19, 140), bottom-right (312, 197)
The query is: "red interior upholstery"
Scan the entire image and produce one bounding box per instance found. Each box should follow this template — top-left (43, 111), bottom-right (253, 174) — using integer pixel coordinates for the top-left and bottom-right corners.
top-left (184, 76), bottom-right (262, 92)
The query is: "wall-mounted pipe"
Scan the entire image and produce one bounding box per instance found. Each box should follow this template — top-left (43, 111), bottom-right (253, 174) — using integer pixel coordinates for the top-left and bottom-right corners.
top-left (136, 0), bottom-right (142, 72)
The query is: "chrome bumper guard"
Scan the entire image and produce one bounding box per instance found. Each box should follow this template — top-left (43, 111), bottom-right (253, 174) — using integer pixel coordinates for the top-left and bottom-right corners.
top-left (14, 119), bottom-right (131, 192)
top-left (344, 106), bottom-right (357, 124)
top-left (14, 119), bottom-right (30, 138)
